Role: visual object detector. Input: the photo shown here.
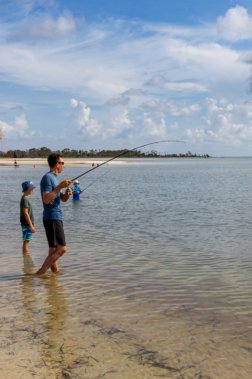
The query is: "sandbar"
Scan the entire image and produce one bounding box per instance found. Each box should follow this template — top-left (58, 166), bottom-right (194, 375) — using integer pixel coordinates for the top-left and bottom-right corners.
top-left (0, 158), bottom-right (133, 167)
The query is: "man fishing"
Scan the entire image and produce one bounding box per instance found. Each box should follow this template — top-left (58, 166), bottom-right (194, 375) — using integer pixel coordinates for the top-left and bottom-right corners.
top-left (35, 153), bottom-right (72, 275)
top-left (35, 140), bottom-right (183, 276)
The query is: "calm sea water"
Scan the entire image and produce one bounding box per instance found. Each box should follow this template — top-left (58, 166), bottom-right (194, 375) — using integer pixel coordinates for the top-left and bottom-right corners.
top-left (0, 158), bottom-right (252, 379)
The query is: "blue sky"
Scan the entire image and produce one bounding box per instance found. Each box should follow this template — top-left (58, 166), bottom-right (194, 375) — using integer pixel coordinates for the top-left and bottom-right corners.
top-left (1, 0), bottom-right (252, 155)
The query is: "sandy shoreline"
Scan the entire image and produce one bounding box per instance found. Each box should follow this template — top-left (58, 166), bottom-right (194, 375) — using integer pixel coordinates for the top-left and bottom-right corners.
top-left (0, 158), bottom-right (132, 166)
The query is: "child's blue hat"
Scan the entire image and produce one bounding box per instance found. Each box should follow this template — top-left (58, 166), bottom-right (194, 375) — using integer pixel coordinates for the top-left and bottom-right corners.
top-left (22, 181), bottom-right (36, 192)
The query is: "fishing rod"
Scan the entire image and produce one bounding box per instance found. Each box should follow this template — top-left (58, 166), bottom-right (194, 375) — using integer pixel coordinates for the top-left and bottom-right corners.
top-left (71, 139), bottom-right (184, 182)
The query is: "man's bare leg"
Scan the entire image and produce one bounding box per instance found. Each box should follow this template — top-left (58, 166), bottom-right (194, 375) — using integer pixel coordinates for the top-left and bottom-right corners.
top-left (49, 247), bottom-right (59, 273)
top-left (35, 245), bottom-right (67, 275)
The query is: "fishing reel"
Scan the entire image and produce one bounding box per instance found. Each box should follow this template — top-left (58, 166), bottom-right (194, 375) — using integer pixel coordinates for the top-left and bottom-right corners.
top-left (65, 186), bottom-right (72, 195)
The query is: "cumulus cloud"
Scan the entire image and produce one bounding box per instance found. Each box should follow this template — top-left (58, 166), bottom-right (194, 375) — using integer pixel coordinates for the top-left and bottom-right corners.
top-left (70, 98), bottom-right (101, 137)
top-left (142, 99), bottom-right (201, 118)
top-left (70, 98), bottom-right (79, 108)
top-left (142, 113), bottom-right (167, 138)
top-left (168, 103), bottom-right (201, 117)
top-left (186, 98), bottom-right (252, 144)
top-left (0, 114), bottom-right (32, 138)
top-left (217, 6), bottom-right (252, 41)
top-left (105, 107), bottom-right (177, 142)
top-left (106, 109), bottom-right (133, 138)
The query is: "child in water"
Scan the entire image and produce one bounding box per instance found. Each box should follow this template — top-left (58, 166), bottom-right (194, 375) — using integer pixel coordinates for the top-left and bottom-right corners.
top-left (72, 180), bottom-right (82, 200)
top-left (20, 181), bottom-right (36, 256)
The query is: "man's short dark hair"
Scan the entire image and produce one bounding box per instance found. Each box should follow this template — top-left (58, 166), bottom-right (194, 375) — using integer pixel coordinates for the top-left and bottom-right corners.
top-left (48, 153), bottom-right (63, 168)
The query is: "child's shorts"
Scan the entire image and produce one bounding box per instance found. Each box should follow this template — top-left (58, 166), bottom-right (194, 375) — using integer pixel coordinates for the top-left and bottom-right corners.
top-left (21, 225), bottom-right (33, 241)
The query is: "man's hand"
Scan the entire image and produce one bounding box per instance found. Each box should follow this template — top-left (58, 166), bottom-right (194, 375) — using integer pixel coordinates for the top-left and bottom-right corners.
top-left (60, 187), bottom-right (72, 202)
top-left (58, 179), bottom-right (72, 190)
top-left (31, 226), bottom-right (36, 233)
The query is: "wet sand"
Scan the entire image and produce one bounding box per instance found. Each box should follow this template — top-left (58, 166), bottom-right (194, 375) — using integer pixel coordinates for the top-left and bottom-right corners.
top-left (0, 253), bottom-right (251, 379)
top-left (0, 272), bottom-right (251, 379)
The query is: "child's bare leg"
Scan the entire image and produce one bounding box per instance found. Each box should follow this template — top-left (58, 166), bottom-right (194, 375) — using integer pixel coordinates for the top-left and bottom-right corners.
top-left (22, 240), bottom-right (29, 255)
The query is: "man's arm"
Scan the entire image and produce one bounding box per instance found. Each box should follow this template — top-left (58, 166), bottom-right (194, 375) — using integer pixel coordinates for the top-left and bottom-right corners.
top-left (42, 180), bottom-right (72, 204)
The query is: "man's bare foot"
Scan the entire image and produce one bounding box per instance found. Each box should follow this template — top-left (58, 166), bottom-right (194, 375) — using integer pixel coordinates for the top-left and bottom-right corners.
top-left (51, 262), bottom-right (59, 273)
top-left (34, 269), bottom-right (45, 275)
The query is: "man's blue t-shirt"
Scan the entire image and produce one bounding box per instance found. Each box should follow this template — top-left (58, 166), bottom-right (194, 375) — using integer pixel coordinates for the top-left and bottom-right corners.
top-left (40, 171), bottom-right (62, 220)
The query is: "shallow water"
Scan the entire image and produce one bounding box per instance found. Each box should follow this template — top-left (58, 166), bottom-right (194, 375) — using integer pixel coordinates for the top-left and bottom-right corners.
top-left (0, 158), bottom-right (252, 378)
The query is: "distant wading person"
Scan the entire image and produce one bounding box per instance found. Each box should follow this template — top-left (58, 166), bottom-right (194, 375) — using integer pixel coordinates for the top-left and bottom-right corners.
top-left (35, 154), bottom-right (72, 275)
top-left (72, 179), bottom-right (82, 200)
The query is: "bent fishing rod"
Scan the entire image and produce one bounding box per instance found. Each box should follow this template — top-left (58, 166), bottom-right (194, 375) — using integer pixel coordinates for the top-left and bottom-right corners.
top-left (71, 139), bottom-right (184, 182)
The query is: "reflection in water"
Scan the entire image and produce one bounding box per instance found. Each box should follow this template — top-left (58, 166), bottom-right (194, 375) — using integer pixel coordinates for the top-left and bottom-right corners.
top-left (20, 274), bottom-right (68, 377)
top-left (22, 254), bottom-right (35, 275)
top-left (42, 276), bottom-right (68, 368)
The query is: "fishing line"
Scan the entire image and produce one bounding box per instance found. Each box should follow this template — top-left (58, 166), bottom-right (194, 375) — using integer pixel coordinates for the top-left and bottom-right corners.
top-left (71, 139), bottom-right (184, 182)
top-left (80, 166), bottom-right (111, 193)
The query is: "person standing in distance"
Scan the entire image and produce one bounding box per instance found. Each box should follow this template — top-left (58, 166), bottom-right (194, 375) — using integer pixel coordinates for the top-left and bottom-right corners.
top-left (72, 180), bottom-right (82, 200)
top-left (35, 154), bottom-right (72, 275)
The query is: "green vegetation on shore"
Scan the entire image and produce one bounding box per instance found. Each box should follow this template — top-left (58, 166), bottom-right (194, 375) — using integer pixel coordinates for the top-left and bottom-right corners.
top-left (0, 147), bottom-right (210, 159)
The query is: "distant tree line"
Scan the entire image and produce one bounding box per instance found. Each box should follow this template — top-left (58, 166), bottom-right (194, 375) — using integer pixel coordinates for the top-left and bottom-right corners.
top-left (0, 147), bottom-right (210, 159)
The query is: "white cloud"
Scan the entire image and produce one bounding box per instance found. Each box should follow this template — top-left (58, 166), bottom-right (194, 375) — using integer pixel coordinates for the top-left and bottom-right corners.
top-left (146, 75), bottom-right (207, 93)
top-left (25, 11), bottom-right (78, 39)
top-left (106, 95), bottom-right (130, 107)
top-left (0, 10), bottom-right (249, 104)
top-left (217, 6), bottom-right (252, 42)
top-left (168, 103), bottom-right (201, 118)
top-left (0, 114), bottom-right (32, 138)
top-left (69, 99), bottom-right (101, 137)
top-left (107, 88), bottom-right (148, 108)
top-left (1, 4), bottom-right (252, 153)
top-left (70, 98), bottom-right (79, 108)
top-left (106, 108), bottom-right (175, 142)
top-left (142, 113), bottom-right (167, 138)
top-left (186, 98), bottom-right (252, 145)
top-left (106, 109), bottom-right (133, 138)
top-left (142, 99), bottom-right (201, 118)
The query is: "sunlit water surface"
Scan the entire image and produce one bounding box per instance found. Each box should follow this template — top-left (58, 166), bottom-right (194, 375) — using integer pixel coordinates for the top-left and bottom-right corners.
top-left (0, 158), bottom-right (252, 378)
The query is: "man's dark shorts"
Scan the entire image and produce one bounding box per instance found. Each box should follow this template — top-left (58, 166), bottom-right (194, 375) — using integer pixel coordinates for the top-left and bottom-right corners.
top-left (43, 220), bottom-right (66, 248)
